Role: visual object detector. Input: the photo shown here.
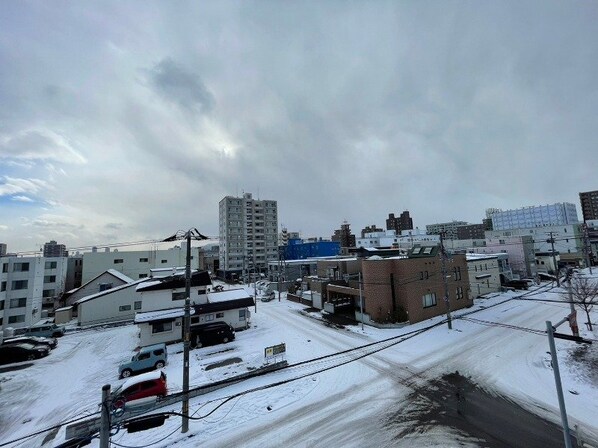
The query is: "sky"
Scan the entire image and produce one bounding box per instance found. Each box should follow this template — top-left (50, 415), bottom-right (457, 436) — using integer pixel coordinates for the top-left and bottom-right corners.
top-left (1, 1), bottom-right (598, 253)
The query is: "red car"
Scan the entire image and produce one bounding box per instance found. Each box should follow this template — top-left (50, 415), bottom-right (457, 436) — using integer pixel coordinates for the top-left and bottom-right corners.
top-left (111, 370), bottom-right (167, 408)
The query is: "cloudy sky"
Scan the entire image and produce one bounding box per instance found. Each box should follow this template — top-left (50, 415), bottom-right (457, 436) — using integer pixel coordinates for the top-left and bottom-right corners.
top-left (1, 1), bottom-right (597, 253)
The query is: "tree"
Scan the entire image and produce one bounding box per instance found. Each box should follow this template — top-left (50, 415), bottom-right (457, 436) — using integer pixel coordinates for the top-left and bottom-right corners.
top-left (564, 273), bottom-right (598, 331)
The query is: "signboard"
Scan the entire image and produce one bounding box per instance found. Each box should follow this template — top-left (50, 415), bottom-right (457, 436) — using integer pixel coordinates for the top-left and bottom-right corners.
top-left (265, 343), bottom-right (286, 359)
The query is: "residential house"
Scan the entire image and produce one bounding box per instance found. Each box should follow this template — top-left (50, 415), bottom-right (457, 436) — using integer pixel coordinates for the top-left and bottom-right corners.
top-left (466, 254), bottom-right (501, 298)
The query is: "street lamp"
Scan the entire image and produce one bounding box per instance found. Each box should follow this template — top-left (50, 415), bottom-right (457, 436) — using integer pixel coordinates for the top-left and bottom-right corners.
top-left (162, 228), bottom-right (208, 433)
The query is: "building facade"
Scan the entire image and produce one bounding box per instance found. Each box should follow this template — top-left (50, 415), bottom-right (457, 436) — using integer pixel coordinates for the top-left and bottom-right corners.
top-left (43, 240), bottom-right (68, 257)
top-left (426, 221), bottom-right (468, 240)
top-left (489, 202), bottom-right (579, 231)
top-left (0, 243), bottom-right (6, 257)
top-left (331, 222), bottom-right (356, 249)
top-left (1, 256), bottom-right (68, 332)
top-left (386, 211), bottom-right (413, 233)
top-left (485, 224), bottom-right (583, 257)
top-left (457, 224), bottom-right (486, 240)
top-left (579, 190), bottom-right (598, 221)
top-left (218, 192), bottom-right (279, 279)
top-left (471, 236), bottom-right (537, 279)
top-left (466, 254), bottom-right (501, 298)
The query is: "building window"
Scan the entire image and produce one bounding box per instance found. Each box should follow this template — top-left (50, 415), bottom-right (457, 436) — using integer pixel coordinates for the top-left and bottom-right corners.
top-left (11, 280), bottom-right (28, 290)
top-left (161, 259), bottom-right (168, 264)
top-left (139, 274), bottom-right (148, 279)
top-left (8, 315), bottom-right (25, 324)
top-left (453, 267), bottom-right (462, 281)
top-left (44, 261), bottom-right (57, 269)
top-left (191, 317), bottom-right (200, 324)
top-left (10, 298), bottom-right (27, 308)
top-left (172, 292), bottom-right (186, 301)
top-left (134, 301), bottom-right (142, 310)
top-left (13, 262), bottom-right (30, 272)
top-left (99, 283), bottom-right (113, 292)
top-left (114, 259), bottom-right (124, 264)
top-left (2, 263), bottom-right (7, 273)
top-left (44, 275), bottom-right (56, 283)
top-left (119, 305), bottom-right (132, 312)
top-left (422, 293), bottom-right (437, 308)
top-left (216, 312), bottom-right (224, 318)
top-left (239, 309), bottom-right (246, 319)
top-left (456, 287), bottom-right (464, 300)
top-left (0, 300), bottom-right (4, 310)
top-left (1, 281), bottom-right (6, 292)
top-left (205, 314), bottom-right (214, 322)
top-left (42, 289), bottom-right (55, 298)
top-left (139, 258), bottom-right (149, 262)
top-left (152, 321), bottom-right (173, 334)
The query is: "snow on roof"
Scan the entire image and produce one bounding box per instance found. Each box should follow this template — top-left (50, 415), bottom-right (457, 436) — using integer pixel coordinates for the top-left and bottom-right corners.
top-left (134, 307), bottom-right (194, 324)
top-left (466, 253), bottom-right (500, 261)
top-left (106, 269), bottom-right (134, 283)
top-left (74, 278), bottom-right (148, 305)
top-left (118, 370), bottom-right (165, 391)
top-left (206, 288), bottom-right (252, 303)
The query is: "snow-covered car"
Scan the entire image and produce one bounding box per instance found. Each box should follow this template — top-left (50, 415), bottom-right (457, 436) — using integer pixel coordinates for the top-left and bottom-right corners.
top-left (1, 336), bottom-right (58, 350)
top-left (111, 370), bottom-right (167, 409)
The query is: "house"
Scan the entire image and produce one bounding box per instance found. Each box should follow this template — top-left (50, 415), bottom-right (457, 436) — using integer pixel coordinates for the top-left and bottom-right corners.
top-left (466, 254), bottom-right (501, 298)
top-left (136, 270), bottom-right (212, 312)
top-left (64, 269), bottom-right (134, 307)
top-left (135, 288), bottom-right (254, 347)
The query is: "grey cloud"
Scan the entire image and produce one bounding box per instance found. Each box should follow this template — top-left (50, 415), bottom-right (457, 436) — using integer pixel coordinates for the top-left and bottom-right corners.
top-left (146, 58), bottom-right (215, 115)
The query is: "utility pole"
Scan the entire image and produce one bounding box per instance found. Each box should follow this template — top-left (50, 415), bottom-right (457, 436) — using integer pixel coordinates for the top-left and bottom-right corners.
top-left (546, 321), bottom-right (573, 448)
top-left (440, 233), bottom-right (452, 330)
top-left (99, 384), bottom-right (111, 448)
top-left (359, 271), bottom-right (364, 331)
top-left (566, 269), bottom-right (579, 337)
top-left (582, 223), bottom-right (593, 274)
top-left (278, 247), bottom-right (282, 301)
top-left (547, 231), bottom-right (560, 287)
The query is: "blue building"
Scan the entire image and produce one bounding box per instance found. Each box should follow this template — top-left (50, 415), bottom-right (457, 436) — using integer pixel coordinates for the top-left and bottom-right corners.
top-left (283, 239), bottom-right (340, 260)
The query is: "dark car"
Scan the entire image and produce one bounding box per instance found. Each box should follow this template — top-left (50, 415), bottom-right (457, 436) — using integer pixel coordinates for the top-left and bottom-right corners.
top-left (0, 343), bottom-right (50, 365)
top-left (2, 336), bottom-right (58, 350)
top-left (190, 322), bottom-right (235, 348)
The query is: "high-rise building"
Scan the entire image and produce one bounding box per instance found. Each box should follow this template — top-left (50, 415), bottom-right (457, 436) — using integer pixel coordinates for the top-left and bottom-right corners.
top-left (579, 190), bottom-right (598, 221)
top-left (0, 243), bottom-right (6, 257)
top-left (425, 221), bottom-right (468, 240)
top-left (361, 224), bottom-right (383, 238)
top-left (456, 223), bottom-right (485, 240)
top-left (331, 221), bottom-right (356, 248)
top-left (386, 211), bottom-right (413, 233)
top-left (43, 240), bottom-right (68, 257)
top-left (219, 192), bottom-right (278, 279)
top-left (490, 202), bottom-right (579, 231)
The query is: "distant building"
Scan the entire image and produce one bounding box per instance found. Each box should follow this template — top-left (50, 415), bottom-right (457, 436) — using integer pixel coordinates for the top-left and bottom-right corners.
top-left (0, 243), bottom-right (6, 257)
top-left (471, 236), bottom-right (537, 280)
top-left (356, 229), bottom-right (439, 250)
top-left (43, 240), bottom-right (68, 258)
top-left (331, 222), bottom-right (356, 249)
top-left (579, 190), bottom-right (598, 221)
top-left (279, 228), bottom-right (300, 246)
top-left (283, 239), bottom-right (340, 260)
top-left (456, 224), bottom-right (485, 240)
top-left (219, 192), bottom-right (279, 279)
top-left (426, 221), bottom-right (468, 240)
top-left (489, 202), bottom-right (579, 231)
top-left (386, 211), bottom-right (413, 233)
top-left (360, 224), bottom-right (383, 238)
top-left (466, 254), bottom-right (501, 298)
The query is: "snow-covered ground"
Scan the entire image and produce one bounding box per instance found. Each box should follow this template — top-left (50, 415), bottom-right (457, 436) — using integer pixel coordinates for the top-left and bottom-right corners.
top-left (0, 275), bottom-right (596, 447)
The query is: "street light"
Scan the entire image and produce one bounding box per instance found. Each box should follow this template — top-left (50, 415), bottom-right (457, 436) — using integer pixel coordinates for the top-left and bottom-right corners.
top-left (162, 228), bottom-right (208, 433)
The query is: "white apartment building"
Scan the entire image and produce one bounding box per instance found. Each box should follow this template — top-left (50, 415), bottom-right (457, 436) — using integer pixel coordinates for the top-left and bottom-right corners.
top-left (485, 224), bottom-right (583, 256)
top-left (356, 229), bottom-right (439, 250)
top-left (81, 244), bottom-right (202, 284)
top-left (1, 256), bottom-right (68, 332)
top-left (219, 192), bottom-right (278, 278)
top-left (425, 221), bottom-right (468, 240)
top-left (489, 202), bottom-right (579, 231)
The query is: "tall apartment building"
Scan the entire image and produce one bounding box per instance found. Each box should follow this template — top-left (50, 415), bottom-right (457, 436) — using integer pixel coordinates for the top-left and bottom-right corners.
top-left (579, 190), bottom-right (598, 221)
top-left (489, 202), bottom-right (579, 231)
top-left (386, 211), bottom-right (413, 233)
top-left (361, 224), bottom-right (383, 238)
top-left (1, 256), bottom-right (68, 331)
top-left (331, 222), bottom-right (356, 248)
top-left (43, 240), bottom-right (68, 257)
top-left (219, 193), bottom-right (279, 278)
top-left (425, 221), bottom-right (468, 240)
top-left (0, 243), bottom-right (7, 257)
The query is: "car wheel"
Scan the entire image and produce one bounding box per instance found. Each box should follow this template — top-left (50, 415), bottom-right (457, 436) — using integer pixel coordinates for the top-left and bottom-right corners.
top-left (222, 337), bottom-right (229, 343)
top-left (121, 369), bottom-right (133, 378)
top-left (27, 354), bottom-right (36, 361)
top-left (155, 361), bottom-right (165, 369)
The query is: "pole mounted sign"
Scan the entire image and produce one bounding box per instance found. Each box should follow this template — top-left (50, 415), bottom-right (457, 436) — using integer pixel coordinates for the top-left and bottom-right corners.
top-left (265, 343), bottom-right (286, 362)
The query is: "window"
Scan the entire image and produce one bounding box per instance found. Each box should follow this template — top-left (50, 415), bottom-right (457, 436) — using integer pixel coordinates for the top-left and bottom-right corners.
top-left (42, 289), bottom-right (55, 298)
top-left (13, 262), bottom-right (30, 272)
top-left (191, 317), bottom-right (200, 324)
top-left (114, 259), bottom-right (124, 264)
top-left (1, 281), bottom-right (6, 292)
top-left (453, 267), bottom-right (462, 281)
top-left (172, 292), bottom-right (186, 301)
top-left (161, 259), bottom-right (168, 264)
top-left (10, 298), bottom-right (27, 308)
top-left (11, 280), bottom-right (28, 290)
top-left (239, 309), bottom-right (246, 319)
top-left (44, 275), bottom-right (56, 283)
top-left (422, 293), bottom-right (437, 308)
top-left (456, 287), bottom-right (464, 300)
top-left (0, 300), bottom-right (4, 310)
top-left (45, 261), bottom-right (57, 269)
top-left (8, 315), bottom-right (25, 324)
top-left (134, 301), bottom-right (142, 310)
top-left (138, 352), bottom-right (150, 361)
top-left (139, 274), bottom-right (148, 279)
top-left (216, 312), bottom-right (224, 318)
top-left (99, 283), bottom-right (113, 292)
top-left (205, 314), bottom-right (214, 322)
top-left (119, 305), bottom-right (132, 312)
top-left (152, 321), bottom-right (173, 334)
top-left (2, 263), bottom-right (8, 273)
top-left (139, 258), bottom-right (149, 262)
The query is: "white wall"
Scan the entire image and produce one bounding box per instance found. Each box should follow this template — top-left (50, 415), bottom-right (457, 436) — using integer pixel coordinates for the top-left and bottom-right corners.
top-left (66, 271), bottom-right (129, 306)
top-left (467, 257), bottom-right (501, 298)
top-left (77, 285), bottom-right (142, 326)
top-left (138, 318), bottom-right (183, 347)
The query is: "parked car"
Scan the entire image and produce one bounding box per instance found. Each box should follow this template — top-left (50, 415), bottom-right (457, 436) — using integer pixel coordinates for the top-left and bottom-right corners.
top-left (0, 343), bottom-right (50, 365)
top-left (2, 336), bottom-right (57, 350)
top-left (118, 343), bottom-right (168, 379)
top-left (190, 322), bottom-right (235, 348)
top-left (260, 290), bottom-right (276, 302)
top-left (23, 323), bottom-right (65, 338)
top-left (111, 370), bottom-right (167, 408)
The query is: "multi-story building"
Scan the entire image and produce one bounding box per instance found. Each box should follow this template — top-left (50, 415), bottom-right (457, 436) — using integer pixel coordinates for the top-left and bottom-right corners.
top-left (219, 192), bottom-right (279, 279)
top-left (489, 202), bottom-right (579, 231)
top-left (356, 229), bottom-right (439, 250)
top-left (331, 222), bottom-right (356, 249)
top-left (456, 224), bottom-right (486, 240)
top-left (466, 254), bottom-right (501, 298)
top-left (279, 228), bottom-right (300, 246)
top-left (386, 211), bottom-right (413, 233)
top-left (471, 236), bottom-right (537, 279)
top-left (82, 244), bottom-right (203, 284)
top-left (43, 240), bottom-right (68, 257)
top-left (579, 190), bottom-right (598, 221)
top-left (1, 255), bottom-right (68, 331)
top-left (0, 243), bottom-right (7, 257)
top-left (426, 221), bottom-right (468, 240)
top-left (360, 224), bottom-right (383, 238)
